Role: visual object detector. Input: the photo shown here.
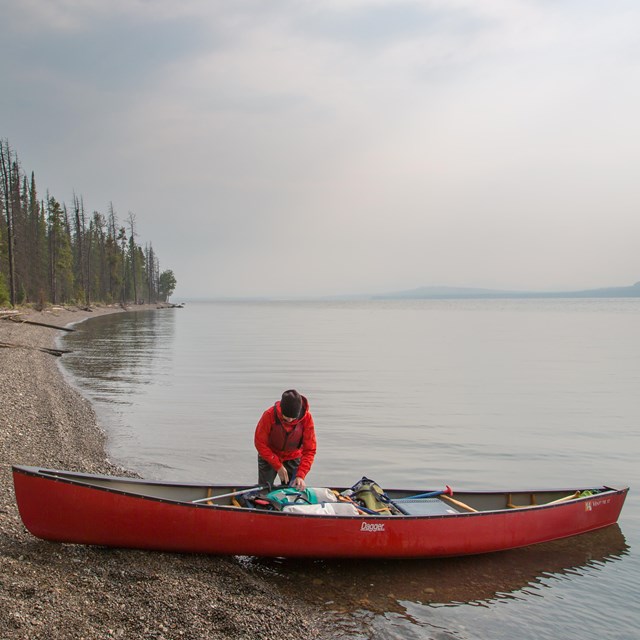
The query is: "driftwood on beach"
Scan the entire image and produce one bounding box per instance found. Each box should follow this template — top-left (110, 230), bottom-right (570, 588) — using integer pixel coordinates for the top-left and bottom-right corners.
top-left (1, 315), bottom-right (76, 332)
top-left (0, 340), bottom-right (71, 357)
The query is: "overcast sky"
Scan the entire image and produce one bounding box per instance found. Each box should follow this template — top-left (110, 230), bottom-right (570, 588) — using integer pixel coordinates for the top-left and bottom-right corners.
top-left (2, 1), bottom-right (639, 298)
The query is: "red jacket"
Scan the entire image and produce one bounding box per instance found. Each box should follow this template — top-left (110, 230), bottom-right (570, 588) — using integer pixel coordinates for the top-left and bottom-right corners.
top-left (254, 396), bottom-right (317, 480)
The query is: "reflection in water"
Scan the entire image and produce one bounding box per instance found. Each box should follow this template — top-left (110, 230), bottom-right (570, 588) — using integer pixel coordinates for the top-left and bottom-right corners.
top-left (60, 311), bottom-right (172, 405)
top-left (245, 525), bottom-right (628, 630)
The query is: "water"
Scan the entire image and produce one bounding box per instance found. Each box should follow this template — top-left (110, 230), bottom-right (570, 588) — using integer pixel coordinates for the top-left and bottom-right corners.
top-left (59, 299), bottom-right (640, 639)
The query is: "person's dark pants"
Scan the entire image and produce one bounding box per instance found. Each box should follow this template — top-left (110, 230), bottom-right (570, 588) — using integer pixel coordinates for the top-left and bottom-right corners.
top-left (258, 456), bottom-right (300, 487)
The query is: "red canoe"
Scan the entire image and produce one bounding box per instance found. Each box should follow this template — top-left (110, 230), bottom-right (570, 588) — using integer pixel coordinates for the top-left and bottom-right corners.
top-left (12, 465), bottom-right (628, 559)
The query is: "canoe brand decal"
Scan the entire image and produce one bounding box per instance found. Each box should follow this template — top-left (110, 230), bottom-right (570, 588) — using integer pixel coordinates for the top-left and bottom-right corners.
top-left (585, 498), bottom-right (611, 512)
top-left (360, 522), bottom-right (385, 533)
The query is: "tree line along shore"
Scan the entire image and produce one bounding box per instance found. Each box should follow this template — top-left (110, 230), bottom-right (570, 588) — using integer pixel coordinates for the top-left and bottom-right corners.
top-left (0, 306), bottom-right (324, 639)
top-left (1, 138), bottom-right (177, 309)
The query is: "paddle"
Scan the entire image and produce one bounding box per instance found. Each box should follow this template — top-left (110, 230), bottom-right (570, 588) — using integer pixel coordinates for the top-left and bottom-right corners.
top-left (440, 494), bottom-right (477, 512)
top-left (399, 485), bottom-right (454, 501)
top-left (192, 484), bottom-right (269, 504)
top-left (396, 485), bottom-right (478, 513)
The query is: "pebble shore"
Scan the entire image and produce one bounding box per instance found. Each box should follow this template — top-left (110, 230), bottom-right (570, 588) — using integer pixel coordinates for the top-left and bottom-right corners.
top-left (0, 305), bottom-right (324, 640)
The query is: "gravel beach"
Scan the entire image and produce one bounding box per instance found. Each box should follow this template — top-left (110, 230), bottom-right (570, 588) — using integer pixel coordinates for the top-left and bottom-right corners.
top-left (0, 306), bottom-right (325, 640)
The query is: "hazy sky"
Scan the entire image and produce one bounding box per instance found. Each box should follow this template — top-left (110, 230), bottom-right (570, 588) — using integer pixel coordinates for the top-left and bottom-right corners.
top-left (2, 0), bottom-right (639, 298)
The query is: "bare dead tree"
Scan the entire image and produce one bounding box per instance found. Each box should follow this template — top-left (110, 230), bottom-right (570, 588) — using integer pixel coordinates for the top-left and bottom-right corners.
top-left (72, 193), bottom-right (88, 303)
top-left (127, 211), bottom-right (138, 304)
top-left (0, 139), bottom-right (17, 305)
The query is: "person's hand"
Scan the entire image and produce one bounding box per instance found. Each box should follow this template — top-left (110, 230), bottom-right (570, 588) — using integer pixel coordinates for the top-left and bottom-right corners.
top-left (291, 476), bottom-right (306, 490)
top-left (276, 466), bottom-right (289, 485)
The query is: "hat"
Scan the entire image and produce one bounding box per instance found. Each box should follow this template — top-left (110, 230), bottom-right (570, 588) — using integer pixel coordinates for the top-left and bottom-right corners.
top-left (280, 389), bottom-right (303, 419)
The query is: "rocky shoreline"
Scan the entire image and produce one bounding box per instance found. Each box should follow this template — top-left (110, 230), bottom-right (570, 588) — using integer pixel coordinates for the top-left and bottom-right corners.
top-left (0, 305), bottom-right (324, 640)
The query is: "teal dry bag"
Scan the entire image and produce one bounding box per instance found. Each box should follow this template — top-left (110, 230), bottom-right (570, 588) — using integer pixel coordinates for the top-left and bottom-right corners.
top-left (265, 487), bottom-right (320, 510)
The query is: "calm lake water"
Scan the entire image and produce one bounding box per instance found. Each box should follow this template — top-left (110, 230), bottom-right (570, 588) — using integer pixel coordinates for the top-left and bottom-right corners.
top-left (59, 299), bottom-right (640, 639)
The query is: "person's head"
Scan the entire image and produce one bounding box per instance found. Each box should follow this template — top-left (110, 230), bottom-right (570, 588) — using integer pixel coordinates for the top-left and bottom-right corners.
top-left (280, 389), bottom-right (303, 421)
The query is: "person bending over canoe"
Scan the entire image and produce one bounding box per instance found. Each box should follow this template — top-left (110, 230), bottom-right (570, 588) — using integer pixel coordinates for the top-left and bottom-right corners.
top-left (254, 389), bottom-right (317, 490)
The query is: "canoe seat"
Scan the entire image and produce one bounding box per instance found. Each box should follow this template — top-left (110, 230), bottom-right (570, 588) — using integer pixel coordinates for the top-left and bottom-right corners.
top-left (507, 493), bottom-right (538, 508)
top-left (507, 491), bottom-right (582, 508)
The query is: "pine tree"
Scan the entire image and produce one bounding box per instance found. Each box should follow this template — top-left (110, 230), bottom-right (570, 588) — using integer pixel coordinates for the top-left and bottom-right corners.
top-left (48, 197), bottom-right (75, 303)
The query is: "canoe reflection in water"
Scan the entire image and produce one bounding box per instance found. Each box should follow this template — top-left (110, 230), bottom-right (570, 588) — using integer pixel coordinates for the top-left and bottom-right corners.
top-left (246, 524), bottom-right (628, 615)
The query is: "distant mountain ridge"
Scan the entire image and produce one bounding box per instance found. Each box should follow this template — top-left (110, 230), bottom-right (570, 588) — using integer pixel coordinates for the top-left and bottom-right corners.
top-left (375, 282), bottom-right (640, 300)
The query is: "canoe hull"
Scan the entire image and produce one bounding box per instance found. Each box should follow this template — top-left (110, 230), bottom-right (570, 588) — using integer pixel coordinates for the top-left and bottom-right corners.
top-left (12, 466), bottom-right (628, 559)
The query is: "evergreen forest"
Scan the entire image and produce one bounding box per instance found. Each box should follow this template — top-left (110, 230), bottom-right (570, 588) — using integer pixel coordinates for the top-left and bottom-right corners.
top-left (0, 139), bottom-right (176, 308)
